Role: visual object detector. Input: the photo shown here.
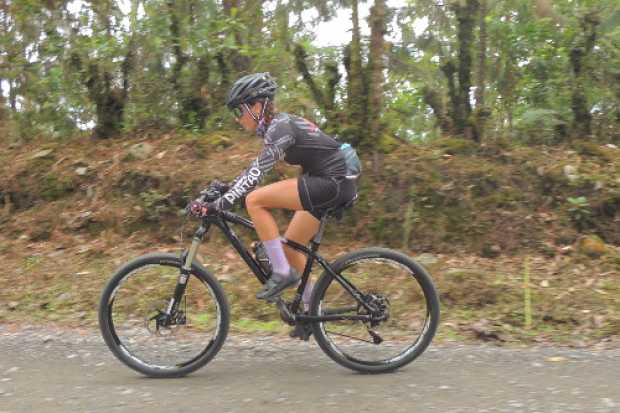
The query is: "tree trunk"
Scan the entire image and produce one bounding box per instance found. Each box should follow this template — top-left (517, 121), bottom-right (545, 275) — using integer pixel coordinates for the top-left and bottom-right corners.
top-left (451, 0), bottom-right (479, 140)
top-left (347, 0), bottom-right (366, 146)
top-left (497, 12), bottom-right (516, 137)
top-left (292, 44), bottom-right (342, 133)
top-left (244, 0), bottom-right (263, 49)
top-left (222, 0), bottom-right (250, 71)
top-left (215, 51), bottom-right (231, 87)
top-left (74, 3), bottom-right (128, 138)
top-left (79, 62), bottom-right (125, 139)
top-left (2, 1), bottom-right (16, 114)
top-left (121, 0), bottom-right (139, 105)
top-left (367, 0), bottom-right (387, 148)
top-left (9, 79), bottom-right (16, 112)
top-left (423, 86), bottom-right (452, 134)
top-left (167, 0), bottom-right (194, 129)
top-left (175, 56), bottom-right (210, 130)
top-left (569, 11), bottom-right (600, 138)
top-left (294, 43), bottom-right (326, 111)
top-left (0, 77), bottom-right (5, 122)
top-left (0, 0), bottom-right (8, 120)
top-left (441, 60), bottom-right (458, 128)
top-left (474, 0), bottom-right (488, 142)
top-left (324, 61), bottom-right (341, 132)
top-left (274, 0), bottom-right (290, 51)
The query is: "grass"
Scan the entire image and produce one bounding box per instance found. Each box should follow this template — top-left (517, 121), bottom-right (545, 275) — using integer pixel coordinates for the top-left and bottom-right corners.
top-left (231, 318), bottom-right (285, 333)
top-left (523, 258), bottom-right (532, 330)
top-left (1, 242), bottom-right (618, 346)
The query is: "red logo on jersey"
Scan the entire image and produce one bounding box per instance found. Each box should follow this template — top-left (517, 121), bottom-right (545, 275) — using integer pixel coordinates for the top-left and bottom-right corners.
top-left (303, 119), bottom-right (319, 133)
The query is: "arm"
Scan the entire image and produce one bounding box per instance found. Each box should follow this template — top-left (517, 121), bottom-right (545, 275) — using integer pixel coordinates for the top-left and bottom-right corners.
top-left (215, 121), bottom-right (295, 211)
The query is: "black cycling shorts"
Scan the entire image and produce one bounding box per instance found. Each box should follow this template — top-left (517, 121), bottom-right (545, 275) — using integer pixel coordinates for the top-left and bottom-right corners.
top-left (298, 175), bottom-right (357, 219)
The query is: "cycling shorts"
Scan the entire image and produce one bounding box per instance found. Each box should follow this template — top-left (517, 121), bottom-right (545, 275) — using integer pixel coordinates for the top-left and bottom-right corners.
top-left (298, 175), bottom-right (357, 220)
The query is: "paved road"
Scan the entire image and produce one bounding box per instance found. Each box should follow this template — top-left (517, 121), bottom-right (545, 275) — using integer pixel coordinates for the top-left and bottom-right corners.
top-left (0, 325), bottom-right (619, 413)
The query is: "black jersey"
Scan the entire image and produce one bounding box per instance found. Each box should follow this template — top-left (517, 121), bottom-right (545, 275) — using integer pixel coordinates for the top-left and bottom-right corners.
top-left (215, 113), bottom-right (347, 211)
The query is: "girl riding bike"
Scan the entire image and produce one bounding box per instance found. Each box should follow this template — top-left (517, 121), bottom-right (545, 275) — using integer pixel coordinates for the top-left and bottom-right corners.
top-left (188, 73), bottom-right (360, 336)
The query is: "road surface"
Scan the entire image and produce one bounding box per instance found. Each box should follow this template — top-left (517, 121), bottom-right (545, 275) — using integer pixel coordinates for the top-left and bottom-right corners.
top-left (0, 325), bottom-right (618, 413)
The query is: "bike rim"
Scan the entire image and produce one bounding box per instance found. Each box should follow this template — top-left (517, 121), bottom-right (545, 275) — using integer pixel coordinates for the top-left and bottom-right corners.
top-left (106, 264), bottom-right (222, 371)
top-left (317, 257), bottom-right (434, 366)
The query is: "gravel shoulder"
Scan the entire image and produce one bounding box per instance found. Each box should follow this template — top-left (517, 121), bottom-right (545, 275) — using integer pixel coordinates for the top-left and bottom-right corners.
top-left (1, 324), bottom-right (619, 413)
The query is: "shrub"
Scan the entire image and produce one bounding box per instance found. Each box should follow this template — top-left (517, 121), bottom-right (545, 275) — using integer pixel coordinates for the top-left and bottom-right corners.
top-left (515, 109), bottom-right (567, 145)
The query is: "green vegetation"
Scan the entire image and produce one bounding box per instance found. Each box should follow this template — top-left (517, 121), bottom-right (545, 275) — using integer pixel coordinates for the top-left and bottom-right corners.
top-left (1, 1), bottom-right (618, 145)
top-left (567, 196), bottom-right (593, 231)
top-left (0, 0), bottom-right (618, 345)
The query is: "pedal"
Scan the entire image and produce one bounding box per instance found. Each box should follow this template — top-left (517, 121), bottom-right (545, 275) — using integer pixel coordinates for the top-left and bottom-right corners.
top-left (290, 323), bottom-right (313, 341)
top-left (367, 329), bottom-right (384, 345)
top-left (274, 298), bottom-right (294, 324)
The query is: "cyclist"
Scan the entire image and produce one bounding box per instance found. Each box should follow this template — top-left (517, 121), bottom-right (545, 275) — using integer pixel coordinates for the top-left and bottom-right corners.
top-left (189, 73), bottom-right (359, 336)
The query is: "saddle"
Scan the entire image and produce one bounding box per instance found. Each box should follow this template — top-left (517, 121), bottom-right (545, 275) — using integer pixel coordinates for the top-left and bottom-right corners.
top-left (323, 194), bottom-right (358, 221)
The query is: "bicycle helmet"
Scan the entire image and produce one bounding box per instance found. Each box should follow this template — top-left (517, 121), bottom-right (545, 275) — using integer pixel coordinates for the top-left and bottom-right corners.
top-left (226, 72), bottom-right (278, 110)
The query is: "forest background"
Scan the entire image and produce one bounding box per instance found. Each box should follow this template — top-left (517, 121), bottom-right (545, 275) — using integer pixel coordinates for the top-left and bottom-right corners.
top-left (0, 0), bottom-right (619, 345)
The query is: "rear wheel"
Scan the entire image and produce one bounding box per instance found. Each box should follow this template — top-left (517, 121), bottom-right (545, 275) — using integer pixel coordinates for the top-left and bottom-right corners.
top-left (99, 252), bottom-right (229, 378)
top-left (310, 248), bottom-right (439, 373)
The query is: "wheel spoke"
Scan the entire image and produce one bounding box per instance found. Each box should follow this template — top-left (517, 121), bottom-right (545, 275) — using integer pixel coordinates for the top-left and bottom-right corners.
top-left (312, 250), bottom-right (439, 372)
top-left (324, 329), bottom-right (378, 345)
top-left (102, 261), bottom-right (224, 374)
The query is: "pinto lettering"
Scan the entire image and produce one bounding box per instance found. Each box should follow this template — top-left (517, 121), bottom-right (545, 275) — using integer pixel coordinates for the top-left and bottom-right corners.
top-left (223, 167), bottom-right (262, 204)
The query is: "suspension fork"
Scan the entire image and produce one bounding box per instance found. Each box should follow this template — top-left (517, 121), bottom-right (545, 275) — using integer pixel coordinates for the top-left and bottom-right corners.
top-left (165, 223), bottom-right (210, 316)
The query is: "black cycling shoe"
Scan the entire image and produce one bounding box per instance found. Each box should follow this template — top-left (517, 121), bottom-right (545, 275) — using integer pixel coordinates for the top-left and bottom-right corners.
top-left (289, 322), bottom-right (313, 341)
top-left (256, 269), bottom-right (300, 301)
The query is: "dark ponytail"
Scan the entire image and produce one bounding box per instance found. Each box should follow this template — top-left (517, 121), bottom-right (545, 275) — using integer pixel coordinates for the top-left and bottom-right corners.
top-left (256, 98), bottom-right (276, 126)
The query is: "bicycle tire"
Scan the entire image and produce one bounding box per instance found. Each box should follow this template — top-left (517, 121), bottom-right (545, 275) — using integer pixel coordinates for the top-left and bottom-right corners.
top-left (309, 247), bottom-right (440, 374)
top-left (98, 252), bottom-right (230, 378)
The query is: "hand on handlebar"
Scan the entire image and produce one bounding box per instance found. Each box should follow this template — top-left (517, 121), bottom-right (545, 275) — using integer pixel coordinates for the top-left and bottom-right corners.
top-left (188, 179), bottom-right (231, 217)
top-left (199, 180), bottom-right (230, 202)
top-left (209, 180), bottom-right (230, 194)
top-left (187, 199), bottom-right (218, 218)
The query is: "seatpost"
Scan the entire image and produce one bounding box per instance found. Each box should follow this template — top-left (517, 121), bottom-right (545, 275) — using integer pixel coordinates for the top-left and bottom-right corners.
top-left (310, 215), bottom-right (328, 250)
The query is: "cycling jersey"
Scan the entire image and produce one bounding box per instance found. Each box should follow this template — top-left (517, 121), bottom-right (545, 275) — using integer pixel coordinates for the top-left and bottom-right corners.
top-left (215, 112), bottom-right (351, 212)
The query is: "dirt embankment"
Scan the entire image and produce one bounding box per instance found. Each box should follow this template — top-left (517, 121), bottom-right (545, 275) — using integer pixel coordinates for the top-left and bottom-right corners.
top-left (0, 131), bottom-right (618, 344)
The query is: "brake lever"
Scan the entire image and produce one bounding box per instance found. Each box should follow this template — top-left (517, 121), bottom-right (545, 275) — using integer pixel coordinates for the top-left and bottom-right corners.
top-left (199, 188), bottom-right (222, 202)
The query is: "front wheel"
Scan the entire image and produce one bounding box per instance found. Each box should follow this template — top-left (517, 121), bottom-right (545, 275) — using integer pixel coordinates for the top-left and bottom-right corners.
top-left (310, 248), bottom-right (440, 374)
top-left (99, 252), bottom-right (230, 378)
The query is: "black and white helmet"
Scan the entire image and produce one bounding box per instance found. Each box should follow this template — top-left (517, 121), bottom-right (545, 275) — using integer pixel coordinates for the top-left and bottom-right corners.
top-left (226, 72), bottom-right (278, 110)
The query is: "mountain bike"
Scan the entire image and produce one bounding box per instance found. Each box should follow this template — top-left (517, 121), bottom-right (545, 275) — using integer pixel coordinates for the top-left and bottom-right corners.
top-left (98, 185), bottom-right (440, 377)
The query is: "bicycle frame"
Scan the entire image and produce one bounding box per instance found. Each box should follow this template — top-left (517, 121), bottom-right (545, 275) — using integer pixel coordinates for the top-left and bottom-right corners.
top-left (168, 210), bottom-right (379, 324)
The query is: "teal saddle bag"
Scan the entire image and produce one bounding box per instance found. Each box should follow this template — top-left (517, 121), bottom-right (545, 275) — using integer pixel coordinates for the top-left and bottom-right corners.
top-left (340, 143), bottom-right (362, 180)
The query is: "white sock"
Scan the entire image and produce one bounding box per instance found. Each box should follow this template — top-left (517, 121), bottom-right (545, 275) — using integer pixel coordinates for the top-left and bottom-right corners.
top-left (263, 238), bottom-right (290, 280)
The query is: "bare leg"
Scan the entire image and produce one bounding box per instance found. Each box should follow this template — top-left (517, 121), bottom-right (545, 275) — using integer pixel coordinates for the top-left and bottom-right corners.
top-left (246, 178), bottom-right (307, 299)
top-left (284, 211), bottom-right (320, 311)
top-left (283, 211), bottom-right (320, 274)
top-left (245, 178), bottom-right (304, 241)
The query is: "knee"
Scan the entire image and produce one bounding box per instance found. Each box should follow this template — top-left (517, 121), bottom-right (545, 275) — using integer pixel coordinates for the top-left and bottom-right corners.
top-left (245, 191), bottom-right (262, 211)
